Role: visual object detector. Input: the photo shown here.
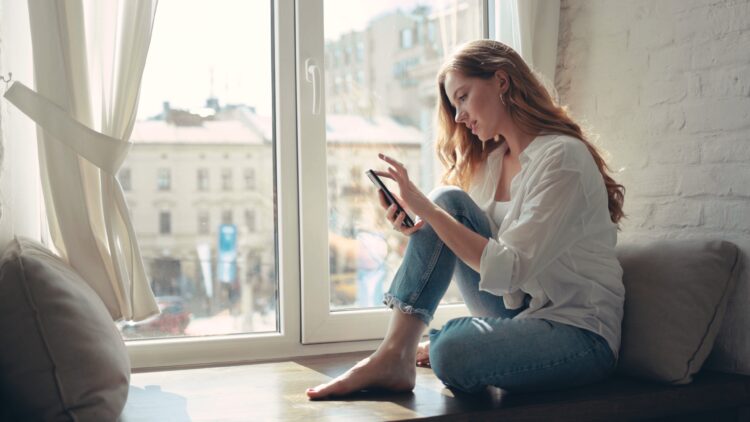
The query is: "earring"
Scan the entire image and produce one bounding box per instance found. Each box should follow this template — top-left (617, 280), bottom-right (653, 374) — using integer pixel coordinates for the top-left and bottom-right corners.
top-left (500, 93), bottom-right (506, 107)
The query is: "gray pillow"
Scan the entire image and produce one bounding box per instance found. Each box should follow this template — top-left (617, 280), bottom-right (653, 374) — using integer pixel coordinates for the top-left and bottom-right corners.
top-left (616, 239), bottom-right (741, 384)
top-left (0, 237), bottom-right (130, 421)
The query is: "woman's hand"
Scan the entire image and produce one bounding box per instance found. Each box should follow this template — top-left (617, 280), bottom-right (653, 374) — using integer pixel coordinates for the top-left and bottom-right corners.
top-left (375, 153), bottom-right (434, 235)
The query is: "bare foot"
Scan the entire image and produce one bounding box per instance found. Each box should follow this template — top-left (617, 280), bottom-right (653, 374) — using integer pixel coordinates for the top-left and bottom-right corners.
top-left (416, 340), bottom-right (430, 367)
top-left (306, 352), bottom-right (416, 400)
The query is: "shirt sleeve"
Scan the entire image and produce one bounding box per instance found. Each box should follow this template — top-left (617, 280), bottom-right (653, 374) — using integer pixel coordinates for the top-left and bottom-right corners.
top-left (478, 149), bottom-right (589, 297)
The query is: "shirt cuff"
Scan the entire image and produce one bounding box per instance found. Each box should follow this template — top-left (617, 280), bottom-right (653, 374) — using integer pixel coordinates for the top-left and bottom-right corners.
top-left (478, 238), bottom-right (516, 297)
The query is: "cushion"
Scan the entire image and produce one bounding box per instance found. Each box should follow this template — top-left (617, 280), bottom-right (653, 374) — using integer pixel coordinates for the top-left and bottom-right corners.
top-left (616, 239), bottom-right (741, 384)
top-left (0, 237), bottom-right (130, 421)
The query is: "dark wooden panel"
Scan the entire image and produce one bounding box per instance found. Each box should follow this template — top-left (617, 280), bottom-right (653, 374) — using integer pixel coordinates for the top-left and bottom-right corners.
top-left (122, 351), bottom-right (750, 421)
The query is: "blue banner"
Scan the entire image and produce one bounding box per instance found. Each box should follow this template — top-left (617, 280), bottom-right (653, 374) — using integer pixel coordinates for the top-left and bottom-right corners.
top-left (217, 224), bottom-right (237, 283)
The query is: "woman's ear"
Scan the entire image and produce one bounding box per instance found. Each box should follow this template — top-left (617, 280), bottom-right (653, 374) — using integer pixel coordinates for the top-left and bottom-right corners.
top-left (494, 70), bottom-right (509, 94)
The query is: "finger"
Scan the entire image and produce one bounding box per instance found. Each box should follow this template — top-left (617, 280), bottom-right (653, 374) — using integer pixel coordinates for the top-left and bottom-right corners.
top-left (393, 209), bottom-right (406, 228)
top-left (378, 153), bottom-right (404, 170)
top-left (385, 204), bottom-right (398, 222)
top-left (378, 189), bottom-right (390, 209)
top-left (403, 219), bottom-right (425, 236)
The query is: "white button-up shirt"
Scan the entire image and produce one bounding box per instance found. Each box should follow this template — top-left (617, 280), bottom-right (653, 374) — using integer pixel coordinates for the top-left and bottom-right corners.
top-left (469, 134), bottom-right (625, 357)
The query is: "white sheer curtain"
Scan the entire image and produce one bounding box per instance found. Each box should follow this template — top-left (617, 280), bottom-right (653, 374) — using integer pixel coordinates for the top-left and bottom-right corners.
top-left (3, 0), bottom-right (159, 321)
top-left (494, 0), bottom-right (560, 85)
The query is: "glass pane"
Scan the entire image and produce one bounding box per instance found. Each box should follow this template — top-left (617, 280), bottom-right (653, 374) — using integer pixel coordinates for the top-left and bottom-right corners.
top-left (324, 0), bottom-right (485, 311)
top-left (118, 0), bottom-right (277, 339)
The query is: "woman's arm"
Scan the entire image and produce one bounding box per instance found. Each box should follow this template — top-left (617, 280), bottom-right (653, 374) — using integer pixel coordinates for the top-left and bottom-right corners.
top-left (377, 153), bottom-right (488, 272)
top-left (420, 204), bottom-right (488, 272)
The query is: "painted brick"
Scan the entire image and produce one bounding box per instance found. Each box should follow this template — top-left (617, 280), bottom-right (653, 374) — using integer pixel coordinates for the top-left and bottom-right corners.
top-left (694, 66), bottom-right (750, 98)
top-left (692, 29), bottom-right (750, 70)
top-left (651, 140), bottom-right (700, 165)
top-left (678, 165), bottom-right (750, 198)
top-left (622, 167), bottom-right (677, 197)
top-left (682, 98), bottom-right (750, 134)
top-left (621, 198), bottom-right (654, 229)
top-left (649, 200), bottom-right (703, 228)
top-left (640, 74), bottom-right (688, 107)
top-left (677, 165), bottom-right (730, 197)
top-left (725, 202), bottom-right (750, 231)
top-left (701, 138), bottom-right (750, 163)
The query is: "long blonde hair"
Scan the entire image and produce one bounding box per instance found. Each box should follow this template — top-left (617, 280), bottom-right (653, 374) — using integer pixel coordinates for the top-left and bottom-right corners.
top-left (436, 40), bottom-right (625, 224)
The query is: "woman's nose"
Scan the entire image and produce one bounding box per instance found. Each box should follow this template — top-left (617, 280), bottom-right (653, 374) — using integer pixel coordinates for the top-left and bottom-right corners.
top-left (454, 109), bottom-right (465, 123)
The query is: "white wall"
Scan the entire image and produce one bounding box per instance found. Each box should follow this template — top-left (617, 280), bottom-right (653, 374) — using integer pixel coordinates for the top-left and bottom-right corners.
top-left (557, 0), bottom-right (750, 373)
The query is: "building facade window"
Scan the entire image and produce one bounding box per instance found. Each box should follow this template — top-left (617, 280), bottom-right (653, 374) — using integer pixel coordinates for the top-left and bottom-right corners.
top-left (157, 168), bottom-right (171, 191)
top-left (245, 209), bottom-right (256, 232)
top-left (244, 168), bottom-right (256, 190)
top-left (198, 210), bottom-right (210, 234)
top-left (221, 209), bottom-right (233, 226)
top-left (197, 168), bottom-right (209, 191)
top-left (400, 27), bottom-right (414, 49)
top-left (159, 211), bottom-right (171, 234)
top-left (221, 168), bottom-right (233, 191)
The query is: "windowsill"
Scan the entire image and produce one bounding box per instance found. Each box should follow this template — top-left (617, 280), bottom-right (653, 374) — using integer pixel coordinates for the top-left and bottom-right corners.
top-left (123, 351), bottom-right (750, 421)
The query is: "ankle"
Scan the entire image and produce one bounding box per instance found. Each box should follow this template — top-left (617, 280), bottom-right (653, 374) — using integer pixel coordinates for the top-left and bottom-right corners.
top-left (374, 342), bottom-right (418, 362)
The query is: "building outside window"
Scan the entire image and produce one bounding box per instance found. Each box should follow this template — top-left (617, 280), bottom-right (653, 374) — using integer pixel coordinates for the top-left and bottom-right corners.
top-left (221, 209), bottom-right (233, 226)
top-left (244, 168), bottom-right (255, 190)
top-left (198, 211), bottom-right (210, 235)
top-left (159, 211), bottom-right (171, 234)
top-left (245, 209), bottom-right (256, 232)
top-left (221, 168), bottom-right (233, 191)
top-left (197, 168), bottom-right (209, 191)
top-left (157, 168), bottom-right (171, 191)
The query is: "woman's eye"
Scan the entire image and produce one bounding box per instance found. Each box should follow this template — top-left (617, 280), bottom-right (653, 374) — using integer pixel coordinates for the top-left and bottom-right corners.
top-left (459, 95), bottom-right (467, 102)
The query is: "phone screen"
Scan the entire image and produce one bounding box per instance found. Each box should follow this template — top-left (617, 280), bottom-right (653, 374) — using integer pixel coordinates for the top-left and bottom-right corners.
top-left (365, 170), bottom-right (415, 228)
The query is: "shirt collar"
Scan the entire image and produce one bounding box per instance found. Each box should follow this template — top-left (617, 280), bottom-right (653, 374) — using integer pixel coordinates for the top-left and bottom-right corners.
top-left (519, 134), bottom-right (558, 166)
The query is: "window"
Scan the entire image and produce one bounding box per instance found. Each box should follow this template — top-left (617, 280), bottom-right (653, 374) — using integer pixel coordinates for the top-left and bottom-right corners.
top-left (197, 168), bottom-right (209, 191)
top-left (198, 210), bottom-right (210, 235)
top-left (244, 168), bottom-right (255, 190)
top-left (221, 168), bottom-right (233, 191)
top-left (159, 211), bottom-right (171, 234)
top-left (245, 209), bottom-right (256, 232)
top-left (118, 168), bottom-right (132, 191)
top-left (400, 27), bottom-right (414, 49)
top-left (221, 209), bottom-right (233, 226)
top-left (299, 0), bottom-right (488, 344)
top-left (157, 168), bottom-right (171, 191)
top-left (121, 0), bottom-right (277, 350)
top-left (115, 0), bottom-right (510, 368)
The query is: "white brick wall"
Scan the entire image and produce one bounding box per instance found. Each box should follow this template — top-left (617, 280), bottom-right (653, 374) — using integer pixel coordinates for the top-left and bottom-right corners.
top-left (557, 0), bottom-right (750, 373)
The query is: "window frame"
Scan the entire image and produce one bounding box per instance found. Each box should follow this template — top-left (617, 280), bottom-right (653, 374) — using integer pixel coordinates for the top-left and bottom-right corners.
top-left (126, 0), bottom-right (519, 370)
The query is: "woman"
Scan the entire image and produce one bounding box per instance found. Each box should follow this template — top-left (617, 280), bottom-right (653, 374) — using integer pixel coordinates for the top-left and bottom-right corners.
top-left (306, 40), bottom-right (625, 399)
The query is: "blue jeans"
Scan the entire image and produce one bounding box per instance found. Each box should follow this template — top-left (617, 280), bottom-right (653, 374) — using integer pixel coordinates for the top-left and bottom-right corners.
top-left (383, 186), bottom-right (616, 394)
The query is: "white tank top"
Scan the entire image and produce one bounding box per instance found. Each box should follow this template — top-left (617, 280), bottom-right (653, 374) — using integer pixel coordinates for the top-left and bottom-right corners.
top-left (489, 200), bottom-right (511, 230)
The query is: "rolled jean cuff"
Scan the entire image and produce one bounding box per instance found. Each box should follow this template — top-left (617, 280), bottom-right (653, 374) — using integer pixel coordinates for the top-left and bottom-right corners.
top-left (383, 292), bottom-right (432, 325)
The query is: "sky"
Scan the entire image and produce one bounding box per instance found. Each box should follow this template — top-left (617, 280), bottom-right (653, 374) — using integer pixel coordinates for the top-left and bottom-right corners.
top-left (137, 0), bottom-right (429, 119)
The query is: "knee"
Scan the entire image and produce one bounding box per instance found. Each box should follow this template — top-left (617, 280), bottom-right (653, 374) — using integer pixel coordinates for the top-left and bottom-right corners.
top-left (428, 186), bottom-right (472, 214)
top-left (429, 319), bottom-right (484, 393)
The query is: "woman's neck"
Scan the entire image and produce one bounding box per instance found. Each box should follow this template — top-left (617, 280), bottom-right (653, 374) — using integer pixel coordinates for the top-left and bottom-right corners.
top-left (501, 125), bottom-right (537, 159)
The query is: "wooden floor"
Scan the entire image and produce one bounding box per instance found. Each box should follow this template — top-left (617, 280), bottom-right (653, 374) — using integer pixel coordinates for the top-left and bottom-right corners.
top-left (121, 351), bottom-right (750, 422)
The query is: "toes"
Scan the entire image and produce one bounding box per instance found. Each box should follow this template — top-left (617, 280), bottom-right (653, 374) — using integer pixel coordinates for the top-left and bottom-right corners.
top-left (306, 378), bottom-right (350, 400)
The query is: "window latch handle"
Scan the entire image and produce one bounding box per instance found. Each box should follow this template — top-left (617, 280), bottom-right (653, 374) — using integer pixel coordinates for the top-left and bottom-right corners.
top-left (305, 58), bottom-right (321, 115)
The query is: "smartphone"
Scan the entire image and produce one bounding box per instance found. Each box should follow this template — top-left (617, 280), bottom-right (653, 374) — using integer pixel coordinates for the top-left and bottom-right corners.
top-left (366, 169), bottom-right (415, 228)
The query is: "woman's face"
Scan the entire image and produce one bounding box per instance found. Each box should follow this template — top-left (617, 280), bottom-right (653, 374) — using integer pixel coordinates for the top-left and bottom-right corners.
top-left (443, 70), bottom-right (506, 142)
